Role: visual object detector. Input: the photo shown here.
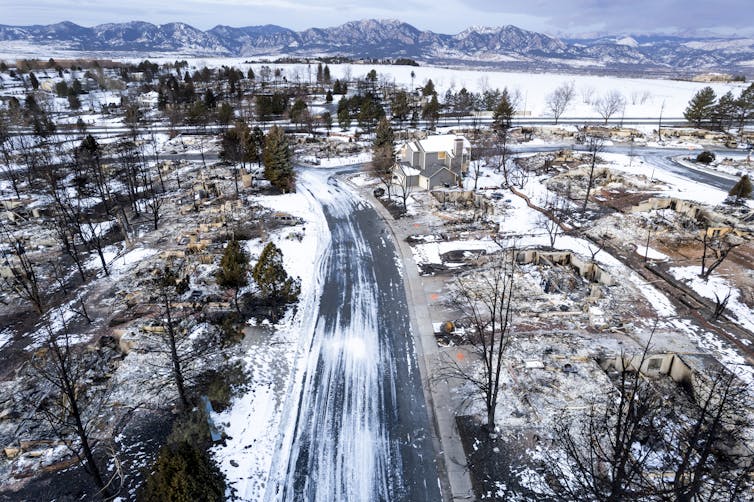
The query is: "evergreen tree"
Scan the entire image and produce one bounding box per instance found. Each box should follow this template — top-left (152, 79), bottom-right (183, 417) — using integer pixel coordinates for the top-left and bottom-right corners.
top-left (729, 174), bottom-right (752, 201)
top-left (684, 86), bottom-right (717, 127)
top-left (248, 126), bottom-right (265, 168)
top-left (713, 91), bottom-right (737, 131)
top-left (216, 238), bottom-right (249, 313)
top-left (493, 87), bottom-right (516, 133)
top-left (316, 62), bottom-right (324, 84)
top-left (140, 442), bottom-right (225, 502)
top-left (323, 64), bottom-right (331, 84)
top-left (372, 117), bottom-right (396, 195)
top-left (289, 97), bottom-right (308, 129)
top-left (422, 94), bottom-right (440, 129)
top-left (325, 90), bottom-right (333, 103)
top-left (337, 97), bottom-right (351, 130)
top-left (735, 83), bottom-right (754, 132)
top-left (263, 125), bottom-right (295, 192)
top-left (322, 111), bottom-right (333, 133)
top-left (422, 79), bottom-right (436, 97)
top-left (390, 90), bottom-right (410, 125)
top-left (252, 242), bottom-right (300, 306)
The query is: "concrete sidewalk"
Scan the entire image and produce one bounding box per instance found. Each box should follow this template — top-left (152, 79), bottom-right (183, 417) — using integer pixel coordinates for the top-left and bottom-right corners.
top-left (350, 179), bottom-right (475, 502)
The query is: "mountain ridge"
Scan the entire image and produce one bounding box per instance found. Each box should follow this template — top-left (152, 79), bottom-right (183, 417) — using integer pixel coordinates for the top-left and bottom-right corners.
top-left (0, 19), bottom-right (752, 74)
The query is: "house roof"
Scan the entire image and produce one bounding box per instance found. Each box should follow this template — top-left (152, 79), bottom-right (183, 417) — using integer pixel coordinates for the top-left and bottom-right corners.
top-left (416, 134), bottom-right (470, 156)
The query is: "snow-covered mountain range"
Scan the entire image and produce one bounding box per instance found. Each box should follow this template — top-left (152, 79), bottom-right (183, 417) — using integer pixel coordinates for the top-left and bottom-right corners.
top-left (1, 19), bottom-right (752, 74)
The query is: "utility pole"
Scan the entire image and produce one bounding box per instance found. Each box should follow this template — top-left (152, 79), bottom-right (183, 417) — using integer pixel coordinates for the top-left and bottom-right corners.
top-left (658, 100), bottom-right (665, 143)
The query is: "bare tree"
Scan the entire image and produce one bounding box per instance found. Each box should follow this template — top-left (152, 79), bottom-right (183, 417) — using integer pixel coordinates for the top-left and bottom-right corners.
top-left (539, 192), bottom-right (568, 248)
top-left (581, 85), bottom-right (595, 105)
top-left (0, 221), bottom-right (45, 314)
top-left (394, 162), bottom-right (416, 213)
top-left (153, 266), bottom-right (192, 410)
top-left (582, 136), bottom-right (604, 214)
top-left (698, 226), bottom-right (744, 279)
top-left (30, 318), bottom-right (121, 499)
top-left (447, 251), bottom-right (516, 430)
top-left (594, 90), bottom-right (626, 124)
top-left (543, 341), bottom-right (660, 501)
top-left (660, 370), bottom-right (754, 502)
top-left (541, 337), bottom-right (754, 502)
top-left (546, 80), bottom-right (576, 125)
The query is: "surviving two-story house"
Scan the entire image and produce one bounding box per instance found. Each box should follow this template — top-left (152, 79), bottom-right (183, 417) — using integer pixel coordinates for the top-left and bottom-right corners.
top-left (394, 135), bottom-right (471, 190)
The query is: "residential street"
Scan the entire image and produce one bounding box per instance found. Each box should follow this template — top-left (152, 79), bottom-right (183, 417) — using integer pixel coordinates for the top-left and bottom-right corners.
top-left (268, 171), bottom-right (441, 501)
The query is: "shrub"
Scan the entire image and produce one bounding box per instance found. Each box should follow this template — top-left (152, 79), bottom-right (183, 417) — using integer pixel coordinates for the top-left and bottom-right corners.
top-left (139, 441), bottom-right (225, 502)
top-left (696, 150), bottom-right (716, 164)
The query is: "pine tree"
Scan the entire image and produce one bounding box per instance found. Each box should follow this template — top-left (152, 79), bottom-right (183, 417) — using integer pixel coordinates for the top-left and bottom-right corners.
top-left (216, 238), bottom-right (249, 313)
top-left (729, 174), bottom-right (752, 201)
top-left (493, 87), bottom-right (516, 133)
top-left (323, 64), bottom-right (331, 84)
top-left (263, 125), bottom-right (295, 192)
top-left (372, 117), bottom-right (396, 195)
top-left (422, 94), bottom-right (440, 129)
top-left (422, 79), bottom-right (436, 97)
top-left (713, 91), bottom-right (737, 131)
top-left (391, 90), bottom-right (410, 124)
top-left (252, 242), bottom-right (300, 320)
top-left (316, 62), bottom-right (324, 84)
top-left (684, 86), bottom-right (717, 128)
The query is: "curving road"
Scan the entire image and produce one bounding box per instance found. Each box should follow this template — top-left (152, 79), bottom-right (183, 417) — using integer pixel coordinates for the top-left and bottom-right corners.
top-left (268, 171), bottom-right (441, 502)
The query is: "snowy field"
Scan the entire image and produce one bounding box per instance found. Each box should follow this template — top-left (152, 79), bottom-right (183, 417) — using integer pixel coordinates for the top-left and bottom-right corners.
top-left (167, 61), bottom-right (747, 120)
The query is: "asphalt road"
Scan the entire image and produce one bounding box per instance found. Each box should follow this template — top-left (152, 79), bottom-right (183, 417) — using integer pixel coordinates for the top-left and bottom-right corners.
top-left (274, 173), bottom-right (441, 502)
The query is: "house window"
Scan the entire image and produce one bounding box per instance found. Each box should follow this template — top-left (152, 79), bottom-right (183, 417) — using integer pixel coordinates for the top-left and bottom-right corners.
top-left (437, 151), bottom-right (446, 160)
top-left (647, 358), bottom-right (661, 370)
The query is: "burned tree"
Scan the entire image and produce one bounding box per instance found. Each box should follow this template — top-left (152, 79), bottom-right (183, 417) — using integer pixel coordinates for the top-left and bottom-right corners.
top-left (153, 265), bottom-right (192, 410)
top-left (659, 370), bottom-right (754, 502)
top-left (544, 345), bottom-right (658, 501)
top-left (29, 318), bottom-right (121, 499)
top-left (0, 221), bottom-right (46, 314)
top-left (581, 135), bottom-right (604, 214)
top-left (698, 226), bottom-right (744, 280)
top-left (447, 250), bottom-right (516, 430)
top-left (541, 340), bottom-right (754, 501)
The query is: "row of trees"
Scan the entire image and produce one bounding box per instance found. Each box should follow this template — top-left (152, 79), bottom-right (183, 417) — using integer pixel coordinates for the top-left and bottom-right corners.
top-left (684, 83), bottom-right (754, 131)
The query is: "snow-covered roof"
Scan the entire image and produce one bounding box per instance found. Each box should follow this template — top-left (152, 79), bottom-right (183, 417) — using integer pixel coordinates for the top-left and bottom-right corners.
top-left (416, 134), bottom-right (470, 155)
top-left (398, 166), bottom-right (421, 176)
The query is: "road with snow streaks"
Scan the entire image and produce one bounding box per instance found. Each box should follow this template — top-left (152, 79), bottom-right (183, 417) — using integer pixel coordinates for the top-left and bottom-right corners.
top-left (268, 172), bottom-right (441, 502)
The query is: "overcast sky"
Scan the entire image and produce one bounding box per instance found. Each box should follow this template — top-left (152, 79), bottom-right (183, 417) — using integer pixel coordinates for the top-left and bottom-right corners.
top-left (1, 0), bottom-right (751, 37)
